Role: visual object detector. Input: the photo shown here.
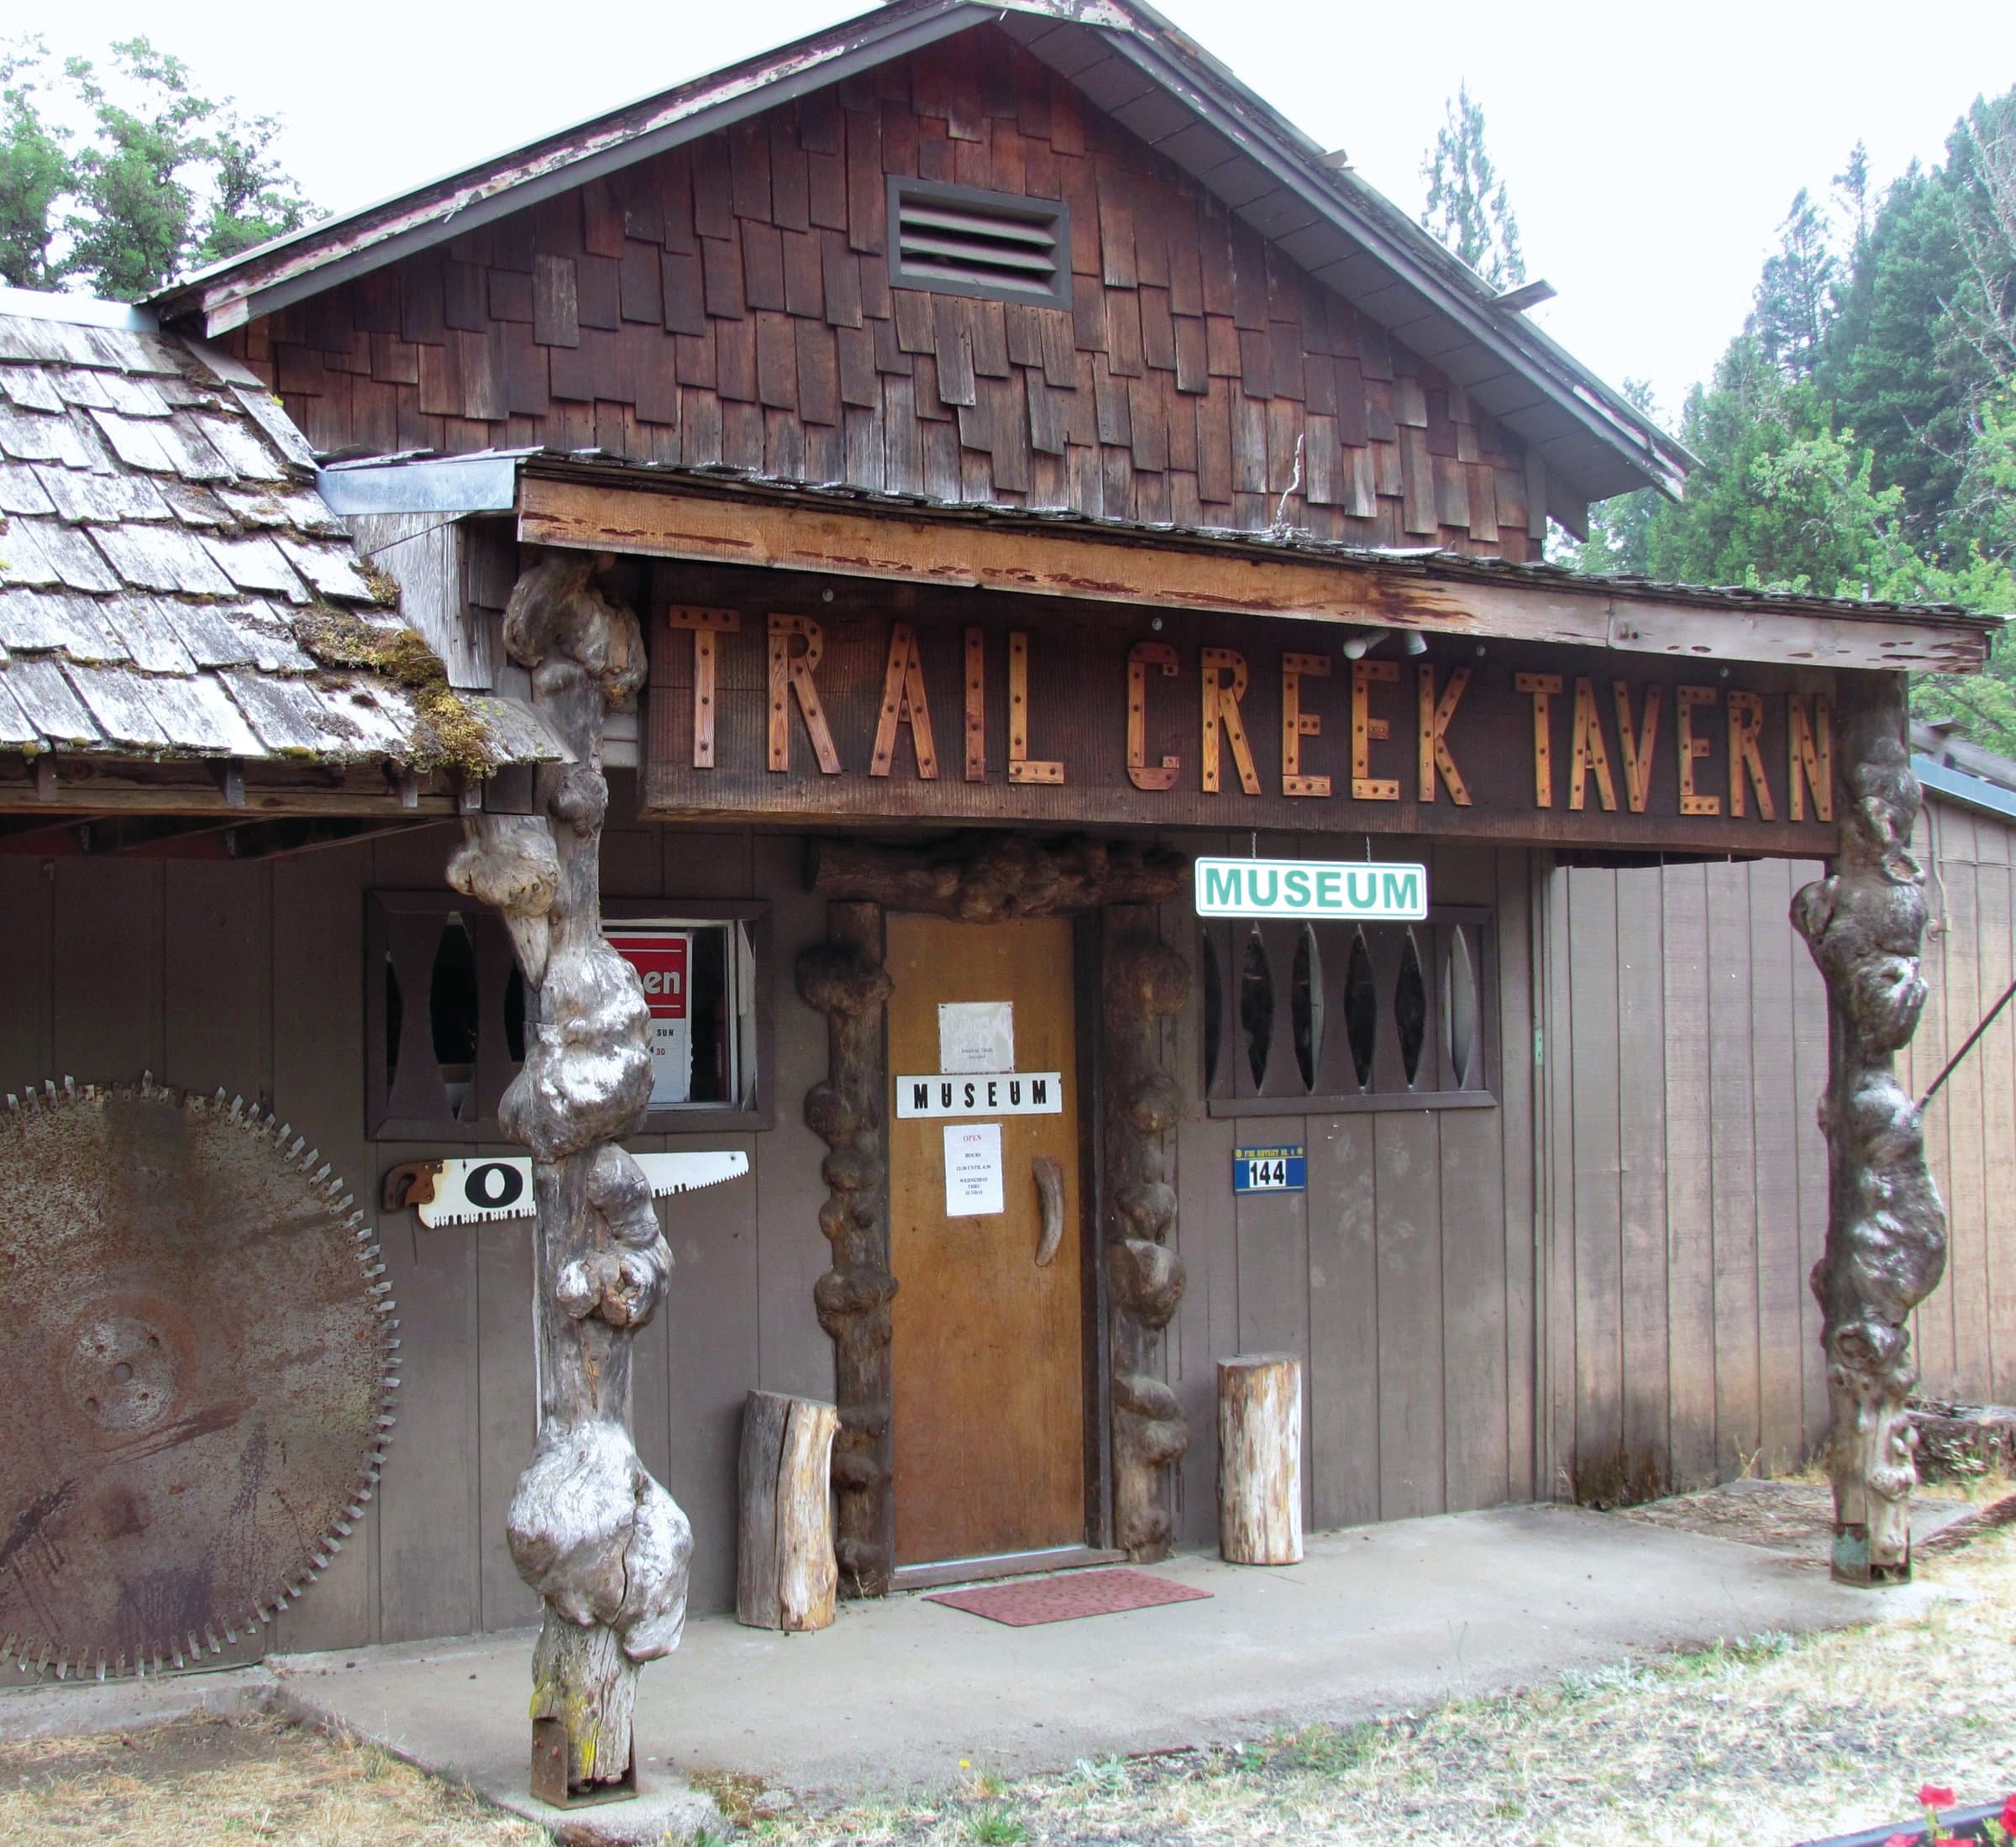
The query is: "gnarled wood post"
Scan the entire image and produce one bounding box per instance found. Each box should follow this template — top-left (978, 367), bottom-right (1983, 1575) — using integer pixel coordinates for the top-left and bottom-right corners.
top-left (448, 552), bottom-right (690, 1799)
top-left (1102, 905), bottom-right (1191, 1556)
top-left (796, 902), bottom-right (895, 1595)
top-left (1792, 674), bottom-right (1947, 1584)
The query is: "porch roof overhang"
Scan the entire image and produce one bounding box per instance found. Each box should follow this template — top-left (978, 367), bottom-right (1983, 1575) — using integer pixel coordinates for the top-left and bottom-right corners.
top-left (319, 449), bottom-right (2000, 678)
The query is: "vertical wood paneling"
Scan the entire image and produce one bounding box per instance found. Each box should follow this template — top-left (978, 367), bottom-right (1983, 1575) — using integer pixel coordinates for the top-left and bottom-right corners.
top-left (163, 864), bottom-right (271, 1099)
top-left (1567, 870), bottom-right (1624, 1495)
top-left (0, 859), bottom-right (53, 1084)
top-left (53, 863), bottom-right (164, 1079)
top-left (1940, 831), bottom-right (1990, 1397)
top-left (1542, 854), bottom-right (1577, 1498)
top-left (1659, 863), bottom-right (1717, 1488)
top-left (1307, 1113), bottom-right (1379, 1528)
top-left (1374, 1110), bottom-right (1443, 1519)
top-left (267, 839), bottom-right (381, 1653)
top-left (369, 828), bottom-right (481, 1645)
top-left (1433, 843), bottom-right (1509, 1512)
top-left (1495, 849), bottom-right (1538, 1501)
top-left (1975, 825), bottom-right (2016, 1400)
top-left (1614, 864), bottom-right (1669, 1494)
top-left (475, 1218), bottom-right (540, 1631)
top-left (1748, 859), bottom-right (1805, 1472)
top-left (1914, 813), bottom-right (1958, 1394)
top-left (1704, 861), bottom-right (1761, 1472)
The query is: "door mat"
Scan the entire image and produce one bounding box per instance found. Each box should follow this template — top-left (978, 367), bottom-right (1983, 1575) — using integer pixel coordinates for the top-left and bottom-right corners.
top-left (927, 1567), bottom-right (1212, 1627)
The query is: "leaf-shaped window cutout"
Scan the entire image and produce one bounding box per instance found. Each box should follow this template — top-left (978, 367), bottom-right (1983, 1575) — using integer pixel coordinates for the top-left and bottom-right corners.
top-left (432, 913), bottom-right (480, 1117)
top-left (1292, 923), bottom-right (1321, 1092)
top-left (1446, 926), bottom-right (1478, 1090)
top-left (1343, 931), bottom-right (1378, 1090)
top-left (1395, 930), bottom-right (1428, 1088)
top-left (1239, 927), bottom-right (1273, 1090)
top-left (1200, 928), bottom-right (1224, 1094)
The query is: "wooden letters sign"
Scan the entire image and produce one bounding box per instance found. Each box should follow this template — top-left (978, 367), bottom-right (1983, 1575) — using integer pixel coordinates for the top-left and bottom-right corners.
top-left (643, 598), bottom-right (1839, 853)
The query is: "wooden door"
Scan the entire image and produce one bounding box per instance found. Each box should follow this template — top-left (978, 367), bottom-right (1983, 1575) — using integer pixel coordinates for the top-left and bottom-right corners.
top-left (887, 914), bottom-right (1087, 1566)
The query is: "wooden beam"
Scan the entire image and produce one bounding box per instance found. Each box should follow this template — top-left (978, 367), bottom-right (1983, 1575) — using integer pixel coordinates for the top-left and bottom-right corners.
top-left (517, 475), bottom-right (1993, 674)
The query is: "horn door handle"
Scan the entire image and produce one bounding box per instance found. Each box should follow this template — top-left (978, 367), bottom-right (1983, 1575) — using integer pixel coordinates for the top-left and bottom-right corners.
top-left (1032, 1155), bottom-right (1064, 1266)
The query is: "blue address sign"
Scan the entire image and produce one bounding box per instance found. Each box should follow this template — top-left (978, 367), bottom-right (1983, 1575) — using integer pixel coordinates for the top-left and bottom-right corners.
top-left (1234, 1146), bottom-right (1308, 1194)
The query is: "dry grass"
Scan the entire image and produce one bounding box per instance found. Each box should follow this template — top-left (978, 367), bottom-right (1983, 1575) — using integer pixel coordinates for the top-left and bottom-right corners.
top-left (0, 1708), bottom-right (546, 1847)
top-left (3, 1525), bottom-right (2012, 1847)
top-left (754, 1527), bottom-right (2016, 1847)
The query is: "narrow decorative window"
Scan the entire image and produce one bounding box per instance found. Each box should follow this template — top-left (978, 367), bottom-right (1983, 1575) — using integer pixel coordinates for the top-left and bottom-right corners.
top-left (367, 894), bottom-right (772, 1137)
top-left (1199, 907), bottom-right (1497, 1116)
top-left (888, 178), bottom-right (1071, 307)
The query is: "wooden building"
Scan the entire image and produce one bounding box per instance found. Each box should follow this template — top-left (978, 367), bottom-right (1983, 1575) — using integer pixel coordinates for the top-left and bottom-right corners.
top-left (3, 0), bottom-right (2002, 1755)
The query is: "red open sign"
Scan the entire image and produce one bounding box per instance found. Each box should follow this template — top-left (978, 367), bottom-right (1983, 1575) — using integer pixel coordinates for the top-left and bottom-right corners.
top-left (608, 932), bottom-right (689, 1021)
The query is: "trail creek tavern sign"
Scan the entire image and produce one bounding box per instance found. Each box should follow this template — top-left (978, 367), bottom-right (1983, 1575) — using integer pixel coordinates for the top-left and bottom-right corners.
top-left (643, 597), bottom-right (1837, 854)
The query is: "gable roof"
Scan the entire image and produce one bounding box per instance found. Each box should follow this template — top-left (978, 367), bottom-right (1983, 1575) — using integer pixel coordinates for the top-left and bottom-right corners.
top-left (147, 0), bottom-right (1689, 512)
top-left (0, 286), bottom-right (559, 772)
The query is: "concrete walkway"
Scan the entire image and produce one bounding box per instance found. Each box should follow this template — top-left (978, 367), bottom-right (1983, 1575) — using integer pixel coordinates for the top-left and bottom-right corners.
top-left (258, 1502), bottom-right (1941, 1830)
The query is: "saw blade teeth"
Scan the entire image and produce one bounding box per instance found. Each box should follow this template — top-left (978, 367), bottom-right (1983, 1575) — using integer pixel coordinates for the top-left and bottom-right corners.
top-left (62, 1076), bottom-right (75, 1094)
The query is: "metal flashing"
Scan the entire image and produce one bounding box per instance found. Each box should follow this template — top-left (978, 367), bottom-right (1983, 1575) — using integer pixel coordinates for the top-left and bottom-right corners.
top-left (1915, 755), bottom-right (2016, 825)
top-left (318, 452), bottom-right (525, 517)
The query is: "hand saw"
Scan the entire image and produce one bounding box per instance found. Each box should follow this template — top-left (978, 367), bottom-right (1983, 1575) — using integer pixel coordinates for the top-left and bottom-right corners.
top-left (389, 1151), bottom-right (749, 1226)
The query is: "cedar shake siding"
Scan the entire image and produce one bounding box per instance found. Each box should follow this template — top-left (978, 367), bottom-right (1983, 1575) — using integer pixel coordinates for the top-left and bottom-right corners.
top-left (224, 29), bottom-right (1540, 559)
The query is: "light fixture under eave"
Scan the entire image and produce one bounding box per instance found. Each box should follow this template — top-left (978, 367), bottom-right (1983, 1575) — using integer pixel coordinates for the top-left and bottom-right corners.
top-left (1401, 631), bottom-right (1429, 656)
top-left (1341, 631), bottom-right (1379, 660)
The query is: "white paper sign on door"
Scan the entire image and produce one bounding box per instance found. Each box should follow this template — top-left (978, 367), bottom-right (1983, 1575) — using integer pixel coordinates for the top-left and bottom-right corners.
top-left (943, 1120), bottom-right (1005, 1217)
top-left (937, 1000), bottom-right (1014, 1075)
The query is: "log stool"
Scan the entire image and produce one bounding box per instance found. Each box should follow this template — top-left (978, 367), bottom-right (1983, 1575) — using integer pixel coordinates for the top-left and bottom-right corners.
top-left (737, 1390), bottom-right (838, 1629)
top-left (1217, 1355), bottom-right (1304, 1564)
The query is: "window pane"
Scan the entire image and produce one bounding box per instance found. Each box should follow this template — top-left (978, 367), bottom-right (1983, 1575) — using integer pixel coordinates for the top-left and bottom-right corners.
top-left (1239, 928), bottom-right (1273, 1089)
top-left (1446, 927), bottom-right (1478, 1089)
top-left (1344, 931), bottom-right (1377, 1090)
top-left (1395, 931), bottom-right (1427, 1087)
top-left (1292, 924), bottom-right (1320, 1093)
top-left (431, 914), bottom-right (480, 1116)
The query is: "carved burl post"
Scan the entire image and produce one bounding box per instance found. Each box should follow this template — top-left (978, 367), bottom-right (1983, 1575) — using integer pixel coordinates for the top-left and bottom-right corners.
top-left (449, 553), bottom-right (690, 1797)
top-left (796, 903), bottom-right (896, 1595)
top-left (1792, 674), bottom-right (1947, 1585)
top-left (1102, 905), bottom-right (1191, 1556)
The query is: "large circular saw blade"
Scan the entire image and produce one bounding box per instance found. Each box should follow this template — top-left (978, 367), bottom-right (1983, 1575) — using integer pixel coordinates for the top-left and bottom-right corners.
top-left (0, 1079), bottom-right (397, 1678)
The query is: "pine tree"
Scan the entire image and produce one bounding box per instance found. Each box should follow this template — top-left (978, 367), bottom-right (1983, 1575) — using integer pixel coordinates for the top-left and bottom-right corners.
top-left (0, 35), bottom-right (315, 299)
top-left (1752, 189), bottom-right (1837, 378)
top-left (1420, 83), bottom-right (1526, 291)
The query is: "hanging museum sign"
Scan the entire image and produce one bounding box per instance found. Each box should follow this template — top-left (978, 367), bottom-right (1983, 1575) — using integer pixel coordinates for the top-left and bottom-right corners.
top-left (1194, 857), bottom-right (1428, 921)
top-left (642, 597), bottom-right (1838, 853)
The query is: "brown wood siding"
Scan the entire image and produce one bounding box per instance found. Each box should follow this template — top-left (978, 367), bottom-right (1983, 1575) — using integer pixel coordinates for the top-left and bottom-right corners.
top-left (0, 786), bottom-right (836, 1655)
top-left (1163, 838), bottom-right (1538, 1545)
top-left (1903, 800), bottom-right (2016, 1405)
top-left (223, 28), bottom-right (1535, 559)
top-left (1546, 798), bottom-right (2016, 1501)
top-left (15, 795), bottom-right (2008, 1656)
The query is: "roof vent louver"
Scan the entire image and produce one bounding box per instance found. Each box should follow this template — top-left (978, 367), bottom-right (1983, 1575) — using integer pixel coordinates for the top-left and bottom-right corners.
top-left (889, 179), bottom-right (1070, 308)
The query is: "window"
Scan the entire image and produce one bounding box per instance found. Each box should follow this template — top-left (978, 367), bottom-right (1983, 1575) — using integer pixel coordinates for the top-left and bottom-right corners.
top-left (366, 894), bottom-right (771, 1139)
top-left (1199, 908), bottom-right (1495, 1116)
top-left (887, 177), bottom-right (1071, 307)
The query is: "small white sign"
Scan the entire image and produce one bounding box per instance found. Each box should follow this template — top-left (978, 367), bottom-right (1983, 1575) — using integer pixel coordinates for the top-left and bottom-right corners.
top-left (937, 1000), bottom-right (1015, 1075)
top-left (1194, 857), bottom-right (1429, 921)
top-left (943, 1121), bottom-right (1005, 1217)
top-left (895, 1072), bottom-right (1064, 1118)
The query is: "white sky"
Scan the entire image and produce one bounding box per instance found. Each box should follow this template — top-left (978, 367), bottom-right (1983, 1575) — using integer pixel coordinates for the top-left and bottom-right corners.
top-left (16, 0), bottom-right (2015, 424)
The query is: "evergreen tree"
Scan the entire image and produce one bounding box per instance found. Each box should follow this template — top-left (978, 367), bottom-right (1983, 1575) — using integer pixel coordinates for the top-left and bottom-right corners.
top-left (0, 35), bottom-right (315, 299)
top-left (1420, 83), bottom-right (1526, 291)
top-left (1752, 188), bottom-right (1837, 378)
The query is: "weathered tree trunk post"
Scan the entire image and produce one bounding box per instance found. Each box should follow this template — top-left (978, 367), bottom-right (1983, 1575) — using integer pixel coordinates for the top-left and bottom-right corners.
top-left (1792, 674), bottom-right (1947, 1585)
top-left (1101, 905), bottom-right (1192, 1557)
top-left (796, 903), bottom-right (896, 1596)
top-left (1217, 1356), bottom-right (1303, 1565)
top-left (448, 552), bottom-right (690, 1802)
top-left (738, 1390), bottom-right (839, 1631)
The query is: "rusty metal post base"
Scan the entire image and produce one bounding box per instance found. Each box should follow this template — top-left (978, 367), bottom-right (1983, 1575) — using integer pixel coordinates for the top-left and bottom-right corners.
top-left (531, 1718), bottom-right (638, 1808)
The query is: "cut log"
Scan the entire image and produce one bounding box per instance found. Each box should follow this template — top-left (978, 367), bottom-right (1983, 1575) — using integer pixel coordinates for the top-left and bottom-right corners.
top-left (1217, 1355), bottom-right (1303, 1565)
top-left (738, 1390), bottom-right (839, 1630)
